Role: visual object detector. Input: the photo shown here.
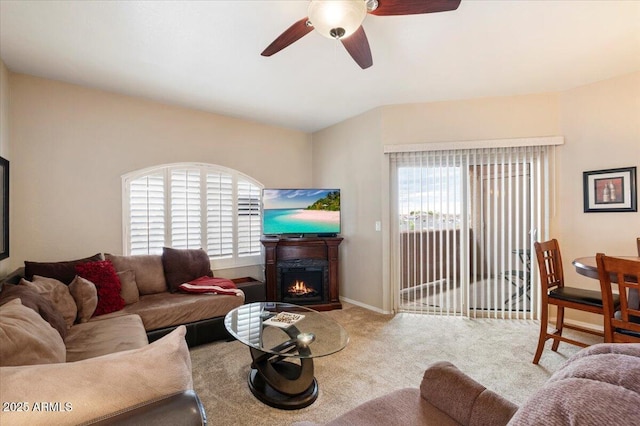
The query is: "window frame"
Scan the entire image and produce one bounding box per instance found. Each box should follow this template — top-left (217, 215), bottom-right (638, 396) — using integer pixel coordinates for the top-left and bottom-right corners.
top-left (122, 162), bottom-right (263, 270)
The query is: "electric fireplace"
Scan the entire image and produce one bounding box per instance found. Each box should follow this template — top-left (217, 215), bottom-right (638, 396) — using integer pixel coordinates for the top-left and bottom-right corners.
top-left (277, 260), bottom-right (329, 305)
top-left (262, 236), bottom-right (343, 311)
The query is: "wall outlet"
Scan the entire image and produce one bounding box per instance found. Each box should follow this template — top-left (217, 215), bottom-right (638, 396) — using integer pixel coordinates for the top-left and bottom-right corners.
top-left (375, 221), bottom-right (381, 231)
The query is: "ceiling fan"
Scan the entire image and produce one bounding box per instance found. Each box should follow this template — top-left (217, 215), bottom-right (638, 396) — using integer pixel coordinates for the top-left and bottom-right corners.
top-left (261, 0), bottom-right (462, 69)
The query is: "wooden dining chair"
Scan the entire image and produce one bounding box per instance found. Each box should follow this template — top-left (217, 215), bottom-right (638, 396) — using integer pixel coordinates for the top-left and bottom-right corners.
top-left (595, 253), bottom-right (640, 343)
top-left (532, 239), bottom-right (614, 364)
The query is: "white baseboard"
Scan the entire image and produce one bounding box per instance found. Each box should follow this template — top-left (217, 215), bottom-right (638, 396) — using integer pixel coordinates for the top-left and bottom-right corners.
top-left (339, 296), bottom-right (392, 315)
top-left (335, 301), bottom-right (605, 330)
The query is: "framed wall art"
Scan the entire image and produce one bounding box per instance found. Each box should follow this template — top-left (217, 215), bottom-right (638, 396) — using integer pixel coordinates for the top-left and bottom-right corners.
top-left (0, 156), bottom-right (8, 260)
top-left (583, 166), bottom-right (637, 213)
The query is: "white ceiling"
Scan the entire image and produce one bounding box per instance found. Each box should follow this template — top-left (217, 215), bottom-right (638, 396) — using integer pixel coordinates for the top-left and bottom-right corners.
top-left (1, 0), bottom-right (639, 133)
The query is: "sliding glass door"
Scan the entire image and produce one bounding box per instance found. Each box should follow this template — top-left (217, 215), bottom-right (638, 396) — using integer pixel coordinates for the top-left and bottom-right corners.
top-left (390, 146), bottom-right (551, 319)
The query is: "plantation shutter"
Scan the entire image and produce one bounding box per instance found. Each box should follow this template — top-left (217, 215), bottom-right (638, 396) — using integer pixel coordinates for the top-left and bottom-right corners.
top-left (237, 180), bottom-right (262, 257)
top-left (171, 169), bottom-right (202, 249)
top-left (129, 173), bottom-right (165, 255)
top-left (124, 163), bottom-right (263, 267)
top-left (206, 171), bottom-right (234, 259)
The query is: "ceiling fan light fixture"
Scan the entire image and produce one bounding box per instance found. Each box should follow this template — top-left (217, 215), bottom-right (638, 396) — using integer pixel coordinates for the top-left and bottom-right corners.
top-left (308, 0), bottom-right (367, 40)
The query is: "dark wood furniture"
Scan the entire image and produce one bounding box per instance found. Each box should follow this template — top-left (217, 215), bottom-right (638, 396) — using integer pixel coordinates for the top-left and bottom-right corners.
top-left (231, 277), bottom-right (266, 303)
top-left (261, 236), bottom-right (343, 311)
top-left (532, 239), bottom-right (612, 364)
top-left (573, 256), bottom-right (640, 282)
top-left (595, 254), bottom-right (640, 343)
top-left (224, 302), bottom-right (348, 410)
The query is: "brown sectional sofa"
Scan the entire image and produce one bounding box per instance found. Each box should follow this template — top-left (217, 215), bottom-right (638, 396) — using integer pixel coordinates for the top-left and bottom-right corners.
top-left (1, 322), bottom-right (200, 425)
top-left (4, 251), bottom-right (264, 347)
top-left (0, 249), bottom-right (264, 424)
top-left (95, 252), bottom-right (248, 346)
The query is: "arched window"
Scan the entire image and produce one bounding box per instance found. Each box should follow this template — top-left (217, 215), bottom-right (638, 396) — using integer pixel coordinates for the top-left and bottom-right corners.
top-left (122, 163), bottom-right (262, 269)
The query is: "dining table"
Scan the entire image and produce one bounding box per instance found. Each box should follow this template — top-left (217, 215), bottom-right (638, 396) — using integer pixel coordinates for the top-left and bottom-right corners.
top-left (572, 255), bottom-right (640, 308)
top-left (572, 256), bottom-right (640, 282)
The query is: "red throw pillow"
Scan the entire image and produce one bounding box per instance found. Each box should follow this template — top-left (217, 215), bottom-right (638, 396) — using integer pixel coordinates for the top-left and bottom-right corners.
top-left (75, 260), bottom-right (125, 316)
top-left (178, 276), bottom-right (243, 297)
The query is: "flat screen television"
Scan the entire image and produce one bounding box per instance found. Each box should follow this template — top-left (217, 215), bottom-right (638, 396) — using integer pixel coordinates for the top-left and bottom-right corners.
top-left (262, 189), bottom-right (341, 236)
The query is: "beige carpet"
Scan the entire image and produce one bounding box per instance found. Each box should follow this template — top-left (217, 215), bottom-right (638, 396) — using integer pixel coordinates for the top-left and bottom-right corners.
top-left (190, 303), bottom-right (601, 426)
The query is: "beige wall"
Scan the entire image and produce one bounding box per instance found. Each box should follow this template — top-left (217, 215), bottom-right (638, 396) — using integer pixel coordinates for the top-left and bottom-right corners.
top-left (0, 61), bottom-right (10, 277)
top-left (555, 71), bottom-right (640, 325)
top-left (6, 67), bottom-right (639, 325)
top-left (9, 75), bottom-right (312, 278)
top-left (0, 61), bottom-right (8, 157)
top-left (381, 93), bottom-right (561, 145)
top-left (312, 108), bottom-right (384, 310)
top-left (313, 73), bottom-right (639, 321)
top-left (314, 94), bottom-right (561, 313)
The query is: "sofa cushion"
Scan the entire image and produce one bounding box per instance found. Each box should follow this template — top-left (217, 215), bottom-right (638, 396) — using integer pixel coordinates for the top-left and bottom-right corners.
top-left (0, 326), bottom-right (193, 426)
top-left (105, 254), bottom-right (167, 295)
top-left (421, 361), bottom-right (517, 426)
top-left (323, 388), bottom-right (459, 426)
top-left (100, 291), bottom-right (244, 331)
top-left (118, 269), bottom-right (140, 305)
top-left (162, 247), bottom-right (213, 293)
top-left (66, 314), bottom-right (148, 362)
top-left (68, 275), bottom-right (98, 323)
top-left (21, 276), bottom-right (78, 329)
top-left (508, 343), bottom-right (640, 426)
top-left (548, 349), bottom-right (640, 394)
top-left (509, 377), bottom-right (640, 426)
top-left (75, 260), bottom-right (125, 316)
top-left (0, 299), bottom-right (66, 366)
top-left (0, 283), bottom-right (67, 339)
top-left (24, 253), bottom-right (104, 284)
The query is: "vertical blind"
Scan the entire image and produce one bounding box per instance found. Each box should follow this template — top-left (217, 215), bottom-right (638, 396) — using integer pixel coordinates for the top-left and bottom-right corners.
top-left (390, 145), bottom-right (553, 319)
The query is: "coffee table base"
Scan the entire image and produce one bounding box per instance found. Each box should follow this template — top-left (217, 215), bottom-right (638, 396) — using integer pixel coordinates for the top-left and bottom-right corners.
top-left (248, 367), bottom-right (318, 410)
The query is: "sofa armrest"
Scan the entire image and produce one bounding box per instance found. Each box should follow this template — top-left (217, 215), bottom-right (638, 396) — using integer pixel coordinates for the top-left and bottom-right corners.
top-left (84, 390), bottom-right (206, 426)
top-left (420, 361), bottom-right (518, 426)
top-left (1, 267), bottom-right (25, 288)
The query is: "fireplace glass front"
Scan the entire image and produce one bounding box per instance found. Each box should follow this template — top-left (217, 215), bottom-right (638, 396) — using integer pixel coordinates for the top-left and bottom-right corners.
top-left (278, 266), bottom-right (327, 304)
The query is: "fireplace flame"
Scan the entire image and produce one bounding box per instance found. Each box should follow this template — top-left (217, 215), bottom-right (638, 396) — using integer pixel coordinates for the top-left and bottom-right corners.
top-left (288, 280), bottom-right (316, 296)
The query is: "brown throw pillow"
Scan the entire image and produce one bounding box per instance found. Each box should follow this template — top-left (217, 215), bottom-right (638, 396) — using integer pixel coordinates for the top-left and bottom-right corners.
top-left (0, 284), bottom-right (67, 339)
top-left (0, 299), bottom-right (66, 366)
top-left (162, 247), bottom-right (213, 293)
top-left (24, 253), bottom-right (104, 284)
top-left (21, 276), bottom-right (78, 329)
top-left (105, 254), bottom-right (167, 295)
top-left (117, 270), bottom-right (140, 305)
top-left (68, 276), bottom-right (98, 323)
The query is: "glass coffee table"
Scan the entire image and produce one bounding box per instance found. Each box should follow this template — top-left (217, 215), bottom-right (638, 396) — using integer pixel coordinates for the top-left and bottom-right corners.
top-left (224, 302), bottom-right (349, 409)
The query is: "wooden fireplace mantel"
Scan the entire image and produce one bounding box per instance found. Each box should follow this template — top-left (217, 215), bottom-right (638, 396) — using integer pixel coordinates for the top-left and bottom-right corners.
top-left (261, 236), bottom-right (343, 311)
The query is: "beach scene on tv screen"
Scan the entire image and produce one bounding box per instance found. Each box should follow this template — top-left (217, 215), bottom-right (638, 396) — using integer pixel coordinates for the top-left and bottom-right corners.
top-left (263, 189), bottom-right (340, 234)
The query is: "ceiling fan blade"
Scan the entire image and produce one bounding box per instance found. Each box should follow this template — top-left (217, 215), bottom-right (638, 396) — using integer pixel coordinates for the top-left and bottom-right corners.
top-left (370, 0), bottom-right (461, 16)
top-left (261, 17), bottom-right (314, 57)
top-left (341, 26), bottom-right (373, 69)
